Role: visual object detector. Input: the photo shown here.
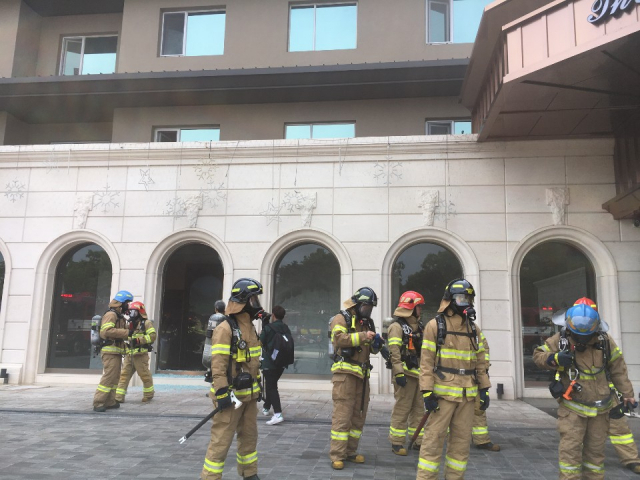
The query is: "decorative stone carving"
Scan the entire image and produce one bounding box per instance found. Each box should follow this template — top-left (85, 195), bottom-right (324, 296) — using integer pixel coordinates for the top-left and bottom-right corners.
top-left (418, 189), bottom-right (439, 226)
top-left (74, 194), bottom-right (94, 229)
top-left (282, 191), bottom-right (318, 227)
top-left (546, 187), bottom-right (570, 225)
top-left (184, 192), bottom-right (204, 228)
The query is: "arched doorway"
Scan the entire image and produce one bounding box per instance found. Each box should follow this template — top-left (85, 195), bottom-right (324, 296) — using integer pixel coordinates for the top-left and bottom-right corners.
top-left (272, 242), bottom-right (340, 376)
top-left (520, 241), bottom-right (596, 388)
top-left (391, 242), bottom-right (463, 322)
top-left (46, 243), bottom-right (112, 371)
top-left (158, 243), bottom-right (224, 372)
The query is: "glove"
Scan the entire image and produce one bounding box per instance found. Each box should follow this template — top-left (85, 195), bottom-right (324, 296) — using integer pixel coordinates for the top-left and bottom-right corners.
top-left (479, 388), bottom-right (490, 411)
top-left (215, 387), bottom-right (232, 410)
top-left (554, 351), bottom-right (573, 368)
top-left (371, 333), bottom-right (384, 351)
top-left (395, 374), bottom-right (407, 387)
top-left (422, 391), bottom-right (439, 412)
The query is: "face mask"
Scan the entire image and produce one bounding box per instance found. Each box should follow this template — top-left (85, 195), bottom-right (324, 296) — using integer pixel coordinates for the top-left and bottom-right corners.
top-left (121, 302), bottom-right (130, 313)
top-left (244, 295), bottom-right (263, 318)
top-left (357, 303), bottom-right (373, 319)
top-left (571, 332), bottom-right (596, 351)
top-left (452, 294), bottom-right (472, 308)
top-left (129, 310), bottom-right (139, 320)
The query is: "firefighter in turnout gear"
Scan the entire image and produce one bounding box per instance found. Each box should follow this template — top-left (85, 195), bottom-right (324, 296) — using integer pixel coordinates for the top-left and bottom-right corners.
top-left (200, 278), bottom-right (264, 480)
top-left (388, 291), bottom-right (426, 455)
top-left (533, 303), bottom-right (635, 479)
top-left (417, 279), bottom-right (490, 480)
top-left (115, 301), bottom-right (156, 403)
top-left (92, 290), bottom-right (134, 412)
top-left (329, 287), bottom-right (381, 470)
top-left (472, 331), bottom-right (500, 452)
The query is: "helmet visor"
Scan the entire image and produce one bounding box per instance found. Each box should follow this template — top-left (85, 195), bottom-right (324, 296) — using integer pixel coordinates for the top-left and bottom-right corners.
top-left (452, 293), bottom-right (472, 308)
top-left (248, 295), bottom-right (262, 311)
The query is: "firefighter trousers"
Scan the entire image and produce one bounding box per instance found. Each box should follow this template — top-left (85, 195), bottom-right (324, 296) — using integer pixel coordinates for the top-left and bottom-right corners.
top-left (417, 397), bottom-right (474, 480)
top-left (557, 407), bottom-right (609, 479)
top-left (472, 394), bottom-right (491, 445)
top-left (201, 399), bottom-right (258, 480)
top-left (115, 353), bottom-right (154, 402)
top-left (93, 353), bottom-right (122, 408)
top-left (330, 373), bottom-right (370, 462)
top-left (389, 375), bottom-right (423, 447)
top-left (609, 416), bottom-right (639, 467)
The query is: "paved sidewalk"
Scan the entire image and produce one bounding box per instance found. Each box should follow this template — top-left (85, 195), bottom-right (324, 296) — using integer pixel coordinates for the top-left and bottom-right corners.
top-left (0, 384), bottom-right (638, 479)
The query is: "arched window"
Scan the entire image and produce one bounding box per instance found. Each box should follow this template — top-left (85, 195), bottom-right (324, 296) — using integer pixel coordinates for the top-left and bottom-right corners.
top-left (520, 241), bottom-right (596, 388)
top-left (272, 243), bottom-right (340, 375)
top-left (0, 251), bottom-right (5, 314)
top-left (47, 244), bottom-right (112, 370)
top-left (392, 242), bottom-right (463, 322)
top-left (158, 243), bottom-right (224, 372)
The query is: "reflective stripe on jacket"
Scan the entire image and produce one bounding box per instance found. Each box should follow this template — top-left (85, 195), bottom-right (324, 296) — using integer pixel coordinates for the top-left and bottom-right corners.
top-left (99, 300), bottom-right (129, 355)
top-left (387, 316), bottom-right (420, 378)
top-left (329, 309), bottom-right (372, 379)
top-left (419, 313), bottom-right (490, 402)
top-left (125, 319), bottom-right (157, 355)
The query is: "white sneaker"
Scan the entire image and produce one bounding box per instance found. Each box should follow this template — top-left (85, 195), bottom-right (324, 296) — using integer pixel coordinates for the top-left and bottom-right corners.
top-left (266, 413), bottom-right (284, 425)
top-left (262, 408), bottom-right (270, 416)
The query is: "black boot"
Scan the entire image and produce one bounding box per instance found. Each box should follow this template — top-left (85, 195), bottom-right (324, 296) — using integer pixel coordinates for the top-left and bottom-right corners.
top-left (243, 475), bottom-right (260, 480)
top-left (105, 401), bottom-right (120, 409)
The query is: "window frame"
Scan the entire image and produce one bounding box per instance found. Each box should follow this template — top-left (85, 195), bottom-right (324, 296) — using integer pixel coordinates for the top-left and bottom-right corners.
top-left (426, 119), bottom-right (472, 135)
top-left (154, 126), bottom-right (221, 142)
top-left (284, 121), bottom-right (356, 139)
top-left (160, 9), bottom-right (226, 57)
top-left (288, 2), bottom-right (358, 52)
top-left (59, 34), bottom-right (118, 76)
top-left (426, 0), bottom-right (452, 44)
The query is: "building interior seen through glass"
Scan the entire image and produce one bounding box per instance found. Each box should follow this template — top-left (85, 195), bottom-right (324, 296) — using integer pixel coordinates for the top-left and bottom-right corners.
top-left (391, 243), bottom-right (463, 324)
top-left (520, 242), bottom-right (596, 388)
top-left (159, 243), bottom-right (223, 372)
top-left (47, 244), bottom-right (112, 371)
top-left (272, 243), bottom-right (340, 375)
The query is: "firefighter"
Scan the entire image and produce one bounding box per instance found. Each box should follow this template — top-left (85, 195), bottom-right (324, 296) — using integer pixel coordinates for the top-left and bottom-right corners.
top-left (533, 303), bottom-right (635, 479)
top-left (472, 331), bottom-right (500, 452)
top-left (92, 290), bottom-right (133, 412)
top-left (115, 301), bottom-right (156, 403)
top-left (417, 279), bottom-right (490, 480)
top-left (329, 287), bottom-right (381, 470)
top-left (200, 278), bottom-right (263, 480)
top-left (388, 290), bottom-right (425, 456)
top-left (572, 298), bottom-right (640, 474)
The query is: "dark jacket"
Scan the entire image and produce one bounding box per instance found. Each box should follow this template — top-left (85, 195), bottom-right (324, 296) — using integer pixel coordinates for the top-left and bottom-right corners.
top-left (260, 319), bottom-right (293, 370)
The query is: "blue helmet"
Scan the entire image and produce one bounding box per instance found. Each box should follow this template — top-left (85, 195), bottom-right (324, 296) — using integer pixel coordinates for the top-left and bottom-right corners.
top-left (113, 290), bottom-right (133, 303)
top-left (565, 304), bottom-right (601, 337)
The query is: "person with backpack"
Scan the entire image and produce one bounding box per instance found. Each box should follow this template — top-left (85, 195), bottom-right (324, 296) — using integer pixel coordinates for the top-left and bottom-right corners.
top-left (200, 278), bottom-right (263, 480)
top-left (92, 290), bottom-right (134, 412)
top-left (328, 287), bottom-right (382, 471)
top-left (260, 305), bottom-right (294, 426)
top-left (417, 279), bottom-right (490, 480)
top-left (115, 301), bottom-right (157, 403)
top-left (534, 300), bottom-right (636, 479)
top-left (387, 290), bottom-right (425, 456)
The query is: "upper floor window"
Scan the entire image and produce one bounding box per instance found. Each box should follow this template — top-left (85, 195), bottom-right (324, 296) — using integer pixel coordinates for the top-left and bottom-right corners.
top-left (426, 120), bottom-right (472, 135)
top-left (161, 10), bottom-right (225, 56)
top-left (427, 0), bottom-right (491, 44)
top-left (289, 3), bottom-right (357, 52)
top-left (155, 127), bottom-right (220, 142)
top-left (285, 122), bottom-right (355, 139)
top-left (60, 36), bottom-right (117, 75)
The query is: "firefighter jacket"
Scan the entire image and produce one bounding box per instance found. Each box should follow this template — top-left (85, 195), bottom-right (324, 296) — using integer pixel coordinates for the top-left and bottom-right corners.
top-left (210, 309), bottom-right (262, 403)
top-left (419, 310), bottom-right (490, 402)
top-left (387, 311), bottom-right (422, 379)
top-left (330, 306), bottom-right (374, 379)
top-left (533, 332), bottom-right (634, 418)
top-left (99, 300), bottom-right (130, 355)
top-left (125, 318), bottom-right (157, 355)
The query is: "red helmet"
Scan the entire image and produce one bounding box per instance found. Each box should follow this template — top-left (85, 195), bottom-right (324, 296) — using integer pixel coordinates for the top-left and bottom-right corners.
top-left (397, 291), bottom-right (425, 310)
top-left (129, 301), bottom-right (147, 317)
top-left (574, 297), bottom-right (597, 311)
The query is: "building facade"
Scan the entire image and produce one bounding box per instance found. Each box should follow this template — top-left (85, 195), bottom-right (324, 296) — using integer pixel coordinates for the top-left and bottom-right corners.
top-left (0, 0), bottom-right (638, 399)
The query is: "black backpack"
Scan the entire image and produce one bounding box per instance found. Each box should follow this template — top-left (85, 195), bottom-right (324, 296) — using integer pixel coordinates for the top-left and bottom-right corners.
top-left (269, 326), bottom-right (295, 368)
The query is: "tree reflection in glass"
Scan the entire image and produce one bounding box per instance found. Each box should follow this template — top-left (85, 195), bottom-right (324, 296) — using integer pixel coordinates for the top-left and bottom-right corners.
top-left (272, 243), bottom-right (340, 375)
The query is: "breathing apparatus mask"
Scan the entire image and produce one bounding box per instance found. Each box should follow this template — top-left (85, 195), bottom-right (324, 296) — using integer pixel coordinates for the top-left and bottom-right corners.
top-left (451, 293), bottom-right (473, 316)
top-left (570, 331), bottom-right (597, 352)
top-left (243, 295), bottom-right (263, 318)
top-left (129, 309), bottom-right (139, 320)
top-left (121, 301), bottom-right (130, 315)
top-left (356, 303), bottom-right (373, 320)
